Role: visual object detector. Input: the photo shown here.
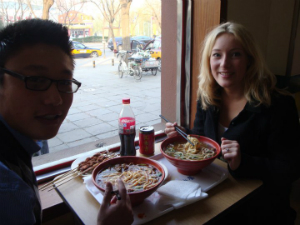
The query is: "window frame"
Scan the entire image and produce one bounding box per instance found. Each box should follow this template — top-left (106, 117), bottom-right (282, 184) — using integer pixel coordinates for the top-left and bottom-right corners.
top-left (34, 0), bottom-right (185, 179)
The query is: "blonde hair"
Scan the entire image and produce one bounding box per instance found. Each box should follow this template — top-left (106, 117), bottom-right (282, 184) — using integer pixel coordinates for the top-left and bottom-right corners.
top-left (197, 22), bottom-right (278, 109)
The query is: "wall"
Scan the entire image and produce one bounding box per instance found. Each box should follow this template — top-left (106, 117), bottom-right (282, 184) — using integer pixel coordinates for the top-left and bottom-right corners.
top-left (190, 0), bottom-right (221, 127)
top-left (227, 0), bottom-right (295, 76)
top-left (292, 6), bottom-right (300, 75)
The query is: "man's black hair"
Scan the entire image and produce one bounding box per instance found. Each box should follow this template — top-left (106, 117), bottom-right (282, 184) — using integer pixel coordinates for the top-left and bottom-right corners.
top-left (0, 19), bottom-right (74, 84)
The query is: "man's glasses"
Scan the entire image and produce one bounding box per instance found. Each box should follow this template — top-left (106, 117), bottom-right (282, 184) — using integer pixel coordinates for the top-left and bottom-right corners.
top-left (0, 67), bottom-right (81, 93)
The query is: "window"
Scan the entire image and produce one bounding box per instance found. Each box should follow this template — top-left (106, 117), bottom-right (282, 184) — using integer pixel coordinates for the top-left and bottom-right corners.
top-left (32, 0), bottom-right (166, 168)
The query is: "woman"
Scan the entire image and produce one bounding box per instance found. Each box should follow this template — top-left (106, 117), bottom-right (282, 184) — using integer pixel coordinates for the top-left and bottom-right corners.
top-left (165, 22), bottom-right (300, 224)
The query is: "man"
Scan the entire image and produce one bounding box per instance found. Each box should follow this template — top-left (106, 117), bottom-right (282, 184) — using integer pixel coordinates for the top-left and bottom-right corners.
top-left (0, 19), bottom-right (133, 225)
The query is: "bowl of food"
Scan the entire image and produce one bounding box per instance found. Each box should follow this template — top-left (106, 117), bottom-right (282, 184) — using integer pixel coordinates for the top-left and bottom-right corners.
top-left (92, 156), bottom-right (165, 206)
top-left (160, 134), bottom-right (221, 175)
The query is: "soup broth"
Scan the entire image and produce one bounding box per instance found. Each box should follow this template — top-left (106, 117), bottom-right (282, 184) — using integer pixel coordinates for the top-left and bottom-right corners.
top-left (96, 163), bottom-right (162, 193)
top-left (165, 136), bottom-right (216, 161)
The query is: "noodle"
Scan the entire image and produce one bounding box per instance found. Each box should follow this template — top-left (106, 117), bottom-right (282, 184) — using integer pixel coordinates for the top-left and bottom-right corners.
top-left (165, 135), bottom-right (216, 161)
top-left (96, 163), bottom-right (162, 193)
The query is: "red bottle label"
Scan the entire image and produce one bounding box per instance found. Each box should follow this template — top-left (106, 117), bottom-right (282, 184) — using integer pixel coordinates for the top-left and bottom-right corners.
top-left (119, 117), bottom-right (135, 134)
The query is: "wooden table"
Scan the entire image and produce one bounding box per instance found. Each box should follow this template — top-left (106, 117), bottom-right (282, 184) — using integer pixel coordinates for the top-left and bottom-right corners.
top-left (55, 143), bottom-right (262, 225)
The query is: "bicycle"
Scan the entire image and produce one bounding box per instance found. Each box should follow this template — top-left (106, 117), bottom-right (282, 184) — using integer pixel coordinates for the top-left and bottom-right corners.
top-left (117, 50), bottom-right (142, 80)
top-left (134, 49), bottom-right (159, 76)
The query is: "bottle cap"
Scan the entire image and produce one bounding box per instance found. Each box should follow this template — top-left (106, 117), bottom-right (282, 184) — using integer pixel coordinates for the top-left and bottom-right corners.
top-left (122, 98), bottom-right (130, 104)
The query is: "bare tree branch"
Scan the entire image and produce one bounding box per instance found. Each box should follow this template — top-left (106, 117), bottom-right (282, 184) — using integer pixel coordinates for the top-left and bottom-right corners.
top-left (90, 0), bottom-right (122, 49)
top-left (56, 0), bottom-right (86, 25)
top-left (26, 0), bottom-right (38, 18)
top-left (144, 0), bottom-right (161, 31)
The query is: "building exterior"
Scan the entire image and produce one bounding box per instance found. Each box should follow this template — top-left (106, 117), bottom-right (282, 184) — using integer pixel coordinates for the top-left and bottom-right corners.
top-left (58, 10), bottom-right (94, 38)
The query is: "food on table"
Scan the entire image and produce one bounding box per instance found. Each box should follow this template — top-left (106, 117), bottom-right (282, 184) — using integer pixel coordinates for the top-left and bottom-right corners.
top-left (96, 163), bottom-right (163, 193)
top-left (164, 135), bottom-right (216, 161)
top-left (77, 151), bottom-right (120, 175)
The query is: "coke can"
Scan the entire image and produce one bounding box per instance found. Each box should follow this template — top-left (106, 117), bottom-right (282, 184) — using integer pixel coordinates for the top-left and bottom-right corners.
top-left (139, 126), bottom-right (155, 155)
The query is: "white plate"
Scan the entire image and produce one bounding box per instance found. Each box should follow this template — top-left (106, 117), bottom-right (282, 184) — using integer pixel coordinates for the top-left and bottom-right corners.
top-left (71, 150), bottom-right (114, 177)
top-left (155, 160), bottom-right (168, 182)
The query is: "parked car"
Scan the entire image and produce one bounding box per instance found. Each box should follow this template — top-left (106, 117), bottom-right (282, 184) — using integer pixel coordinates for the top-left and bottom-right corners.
top-left (108, 36), bottom-right (153, 52)
top-left (131, 35), bottom-right (153, 45)
top-left (109, 38), bottom-right (145, 53)
top-left (71, 41), bottom-right (102, 58)
top-left (143, 39), bottom-right (161, 71)
top-left (107, 37), bottom-right (123, 51)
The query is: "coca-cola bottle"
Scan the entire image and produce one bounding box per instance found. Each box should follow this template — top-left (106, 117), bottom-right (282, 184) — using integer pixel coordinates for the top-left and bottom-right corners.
top-left (119, 98), bottom-right (136, 156)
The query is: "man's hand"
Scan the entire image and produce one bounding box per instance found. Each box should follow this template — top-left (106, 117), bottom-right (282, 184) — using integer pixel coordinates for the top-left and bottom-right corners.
top-left (97, 179), bottom-right (134, 225)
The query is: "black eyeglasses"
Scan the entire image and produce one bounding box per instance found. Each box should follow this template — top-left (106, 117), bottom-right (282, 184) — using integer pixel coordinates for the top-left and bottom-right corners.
top-left (0, 67), bottom-right (81, 93)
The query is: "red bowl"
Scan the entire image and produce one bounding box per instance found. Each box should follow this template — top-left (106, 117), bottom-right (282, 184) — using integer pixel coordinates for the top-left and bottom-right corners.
top-left (160, 134), bottom-right (221, 175)
top-left (92, 156), bottom-right (165, 206)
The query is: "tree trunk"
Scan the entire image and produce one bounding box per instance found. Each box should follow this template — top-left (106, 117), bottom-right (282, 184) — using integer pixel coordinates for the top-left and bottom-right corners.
top-left (42, 0), bottom-right (54, 19)
top-left (120, 0), bottom-right (132, 62)
top-left (109, 21), bottom-right (117, 50)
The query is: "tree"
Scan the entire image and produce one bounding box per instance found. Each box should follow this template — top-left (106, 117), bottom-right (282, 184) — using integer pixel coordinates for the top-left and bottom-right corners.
top-left (56, 0), bottom-right (86, 26)
top-left (0, 0), bottom-right (30, 24)
top-left (42, 0), bottom-right (54, 19)
top-left (144, 0), bottom-right (161, 34)
top-left (27, 0), bottom-right (38, 18)
top-left (130, 7), bottom-right (142, 35)
top-left (120, 0), bottom-right (132, 52)
top-left (91, 0), bottom-right (121, 50)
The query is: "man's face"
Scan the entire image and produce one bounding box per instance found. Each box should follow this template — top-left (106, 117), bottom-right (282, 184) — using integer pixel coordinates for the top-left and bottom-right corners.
top-left (0, 44), bottom-right (74, 140)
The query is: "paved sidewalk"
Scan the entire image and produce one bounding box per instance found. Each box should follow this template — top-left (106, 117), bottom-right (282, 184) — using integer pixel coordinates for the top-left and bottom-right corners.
top-left (48, 55), bottom-right (161, 153)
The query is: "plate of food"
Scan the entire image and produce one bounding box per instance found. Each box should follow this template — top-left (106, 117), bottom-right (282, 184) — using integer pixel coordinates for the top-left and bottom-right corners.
top-left (71, 150), bottom-right (120, 176)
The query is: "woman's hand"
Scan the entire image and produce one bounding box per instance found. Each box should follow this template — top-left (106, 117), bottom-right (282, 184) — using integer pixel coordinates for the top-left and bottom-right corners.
top-left (164, 122), bottom-right (186, 137)
top-left (97, 179), bottom-right (134, 225)
top-left (221, 137), bottom-right (241, 171)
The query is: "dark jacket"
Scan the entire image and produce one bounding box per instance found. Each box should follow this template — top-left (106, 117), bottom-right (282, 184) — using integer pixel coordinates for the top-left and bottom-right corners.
top-left (187, 93), bottom-right (300, 224)
top-left (0, 121), bottom-right (41, 225)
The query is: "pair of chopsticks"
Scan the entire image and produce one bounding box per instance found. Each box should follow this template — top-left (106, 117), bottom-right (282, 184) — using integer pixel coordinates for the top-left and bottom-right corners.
top-left (159, 115), bottom-right (195, 146)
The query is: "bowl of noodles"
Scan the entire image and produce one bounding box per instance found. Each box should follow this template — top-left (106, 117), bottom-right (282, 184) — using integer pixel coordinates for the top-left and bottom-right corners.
top-left (92, 156), bottom-right (165, 206)
top-left (160, 134), bottom-right (221, 175)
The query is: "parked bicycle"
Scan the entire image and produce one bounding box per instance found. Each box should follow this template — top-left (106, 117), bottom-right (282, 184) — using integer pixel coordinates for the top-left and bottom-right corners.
top-left (133, 49), bottom-right (159, 75)
top-left (117, 50), bottom-right (142, 80)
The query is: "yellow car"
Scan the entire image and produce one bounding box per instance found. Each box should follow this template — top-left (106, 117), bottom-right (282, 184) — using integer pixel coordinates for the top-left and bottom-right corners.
top-left (71, 41), bottom-right (102, 58)
top-left (144, 39), bottom-right (161, 71)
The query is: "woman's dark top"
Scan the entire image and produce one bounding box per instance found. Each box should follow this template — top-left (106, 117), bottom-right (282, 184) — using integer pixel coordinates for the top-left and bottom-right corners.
top-left (187, 93), bottom-right (300, 224)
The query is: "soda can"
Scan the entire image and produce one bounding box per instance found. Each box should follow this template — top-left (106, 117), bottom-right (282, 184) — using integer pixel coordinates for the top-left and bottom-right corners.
top-left (139, 126), bottom-right (155, 155)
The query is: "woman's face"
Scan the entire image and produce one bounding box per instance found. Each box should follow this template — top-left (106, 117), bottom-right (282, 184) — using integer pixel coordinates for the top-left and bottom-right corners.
top-left (210, 33), bottom-right (249, 92)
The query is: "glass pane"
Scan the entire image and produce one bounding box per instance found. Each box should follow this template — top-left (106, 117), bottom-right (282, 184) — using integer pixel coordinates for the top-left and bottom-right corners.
top-left (28, 0), bottom-right (163, 166)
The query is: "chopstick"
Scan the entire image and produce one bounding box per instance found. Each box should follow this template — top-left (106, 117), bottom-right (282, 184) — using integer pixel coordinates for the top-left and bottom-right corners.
top-left (40, 152), bottom-right (121, 192)
top-left (39, 162), bottom-right (100, 192)
top-left (111, 190), bottom-right (121, 200)
top-left (38, 168), bottom-right (77, 191)
top-left (159, 114), bottom-right (195, 146)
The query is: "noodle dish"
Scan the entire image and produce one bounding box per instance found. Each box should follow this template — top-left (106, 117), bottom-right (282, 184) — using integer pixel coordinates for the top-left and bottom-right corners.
top-left (161, 134), bottom-right (221, 175)
top-left (96, 163), bottom-right (163, 193)
top-left (92, 156), bottom-right (165, 206)
top-left (165, 135), bottom-right (217, 161)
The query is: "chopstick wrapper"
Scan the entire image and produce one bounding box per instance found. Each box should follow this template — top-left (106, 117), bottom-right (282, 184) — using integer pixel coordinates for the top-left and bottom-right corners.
top-left (156, 180), bottom-right (208, 209)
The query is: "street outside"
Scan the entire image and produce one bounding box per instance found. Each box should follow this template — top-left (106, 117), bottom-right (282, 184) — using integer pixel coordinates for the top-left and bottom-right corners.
top-left (48, 43), bottom-right (161, 153)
